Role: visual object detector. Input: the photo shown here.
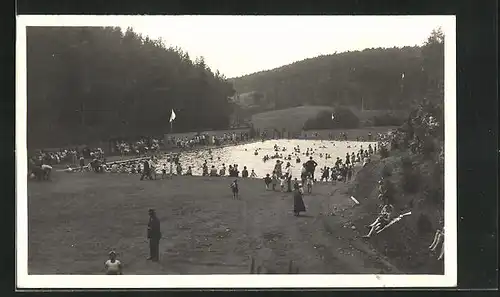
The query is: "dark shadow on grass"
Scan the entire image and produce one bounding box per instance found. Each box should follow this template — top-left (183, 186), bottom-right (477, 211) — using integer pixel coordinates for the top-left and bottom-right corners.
top-left (297, 214), bottom-right (315, 218)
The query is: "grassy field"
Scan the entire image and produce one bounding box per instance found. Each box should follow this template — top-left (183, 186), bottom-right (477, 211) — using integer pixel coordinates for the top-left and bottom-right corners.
top-left (28, 167), bottom-right (402, 275)
top-left (251, 106), bottom-right (334, 131)
top-left (250, 105), bottom-right (402, 133)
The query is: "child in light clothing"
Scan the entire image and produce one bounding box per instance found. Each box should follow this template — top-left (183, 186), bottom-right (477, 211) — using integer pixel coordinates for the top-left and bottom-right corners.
top-left (104, 251), bottom-right (122, 275)
top-left (280, 176), bottom-right (286, 192)
top-left (306, 174), bottom-right (314, 194)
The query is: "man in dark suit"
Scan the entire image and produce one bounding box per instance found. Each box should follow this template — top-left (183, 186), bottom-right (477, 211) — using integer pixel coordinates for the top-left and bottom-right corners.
top-left (147, 208), bottom-right (161, 261)
top-left (305, 156), bottom-right (318, 180)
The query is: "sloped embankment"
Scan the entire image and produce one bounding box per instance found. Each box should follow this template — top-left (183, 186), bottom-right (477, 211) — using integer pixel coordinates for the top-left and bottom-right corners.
top-left (342, 151), bottom-right (445, 274)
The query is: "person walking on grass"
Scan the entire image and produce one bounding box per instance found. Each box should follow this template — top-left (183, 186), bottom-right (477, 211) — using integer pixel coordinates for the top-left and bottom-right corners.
top-left (285, 162), bottom-right (293, 192)
top-left (264, 174), bottom-right (272, 190)
top-left (306, 173), bottom-right (314, 194)
top-left (305, 156), bottom-right (318, 180)
top-left (105, 250), bottom-right (123, 275)
top-left (362, 204), bottom-right (393, 239)
top-left (147, 209), bottom-right (161, 262)
top-left (230, 179), bottom-right (239, 199)
top-left (140, 159), bottom-right (151, 180)
top-left (293, 183), bottom-right (306, 216)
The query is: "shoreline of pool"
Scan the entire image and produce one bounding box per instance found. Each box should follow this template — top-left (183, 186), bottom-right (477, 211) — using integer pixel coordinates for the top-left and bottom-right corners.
top-left (54, 135), bottom-right (380, 173)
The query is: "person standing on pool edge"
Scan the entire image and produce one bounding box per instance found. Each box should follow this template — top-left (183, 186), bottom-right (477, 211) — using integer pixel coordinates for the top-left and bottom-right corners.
top-left (305, 156), bottom-right (318, 180)
top-left (285, 162), bottom-right (293, 192)
top-left (140, 159), bottom-right (150, 180)
top-left (147, 209), bottom-right (161, 262)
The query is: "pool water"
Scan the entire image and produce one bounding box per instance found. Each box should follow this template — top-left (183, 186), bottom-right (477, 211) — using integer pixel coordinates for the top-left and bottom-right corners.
top-left (159, 139), bottom-right (377, 178)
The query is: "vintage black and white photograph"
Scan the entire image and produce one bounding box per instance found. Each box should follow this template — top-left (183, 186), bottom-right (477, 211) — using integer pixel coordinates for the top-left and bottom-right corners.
top-left (16, 15), bottom-right (456, 288)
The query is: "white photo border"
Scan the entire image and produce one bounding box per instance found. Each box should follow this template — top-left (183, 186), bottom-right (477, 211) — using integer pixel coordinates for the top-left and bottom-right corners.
top-left (15, 15), bottom-right (457, 289)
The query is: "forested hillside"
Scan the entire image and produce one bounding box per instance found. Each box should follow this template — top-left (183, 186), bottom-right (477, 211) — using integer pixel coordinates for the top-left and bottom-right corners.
top-left (27, 27), bottom-right (235, 149)
top-left (232, 29), bottom-right (444, 112)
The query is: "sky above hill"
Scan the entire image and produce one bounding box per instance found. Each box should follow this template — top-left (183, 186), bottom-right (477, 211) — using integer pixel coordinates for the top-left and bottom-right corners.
top-left (121, 16), bottom-right (450, 78)
top-left (24, 15), bottom-right (450, 78)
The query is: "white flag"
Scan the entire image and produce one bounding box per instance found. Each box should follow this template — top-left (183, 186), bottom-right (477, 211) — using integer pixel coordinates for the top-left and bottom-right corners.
top-left (331, 113), bottom-right (335, 120)
top-left (401, 73), bottom-right (405, 79)
top-left (169, 109), bottom-right (176, 123)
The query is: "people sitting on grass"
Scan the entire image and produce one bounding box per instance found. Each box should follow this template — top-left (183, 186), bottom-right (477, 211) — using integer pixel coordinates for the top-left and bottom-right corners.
top-left (362, 204), bottom-right (394, 239)
top-left (63, 164), bottom-right (74, 173)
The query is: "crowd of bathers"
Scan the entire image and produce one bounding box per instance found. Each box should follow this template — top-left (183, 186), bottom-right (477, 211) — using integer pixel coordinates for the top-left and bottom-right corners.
top-left (112, 138), bottom-right (161, 156)
top-left (165, 131), bottom-right (254, 149)
top-left (259, 143), bottom-right (377, 194)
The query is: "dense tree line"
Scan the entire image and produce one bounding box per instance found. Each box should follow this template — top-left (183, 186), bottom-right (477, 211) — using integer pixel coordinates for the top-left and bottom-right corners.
top-left (27, 27), bottom-right (235, 149)
top-left (232, 28), bottom-right (444, 113)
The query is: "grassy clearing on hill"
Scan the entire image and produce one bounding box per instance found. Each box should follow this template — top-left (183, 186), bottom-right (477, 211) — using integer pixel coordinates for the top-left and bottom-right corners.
top-left (250, 105), bottom-right (404, 132)
top-left (251, 106), bottom-right (334, 131)
top-left (28, 170), bottom-right (399, 275)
